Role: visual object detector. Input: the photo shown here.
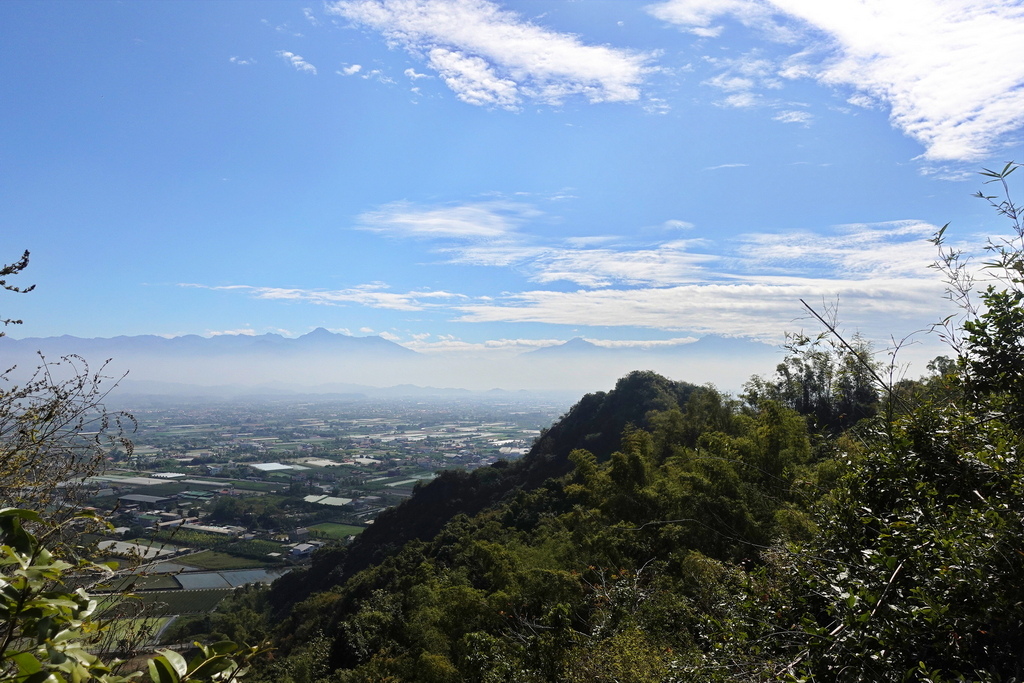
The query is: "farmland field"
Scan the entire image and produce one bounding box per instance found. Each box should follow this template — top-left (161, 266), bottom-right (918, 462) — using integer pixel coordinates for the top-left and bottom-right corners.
top-left (308, 522), bottom-right (365, 539)
top-left (131, 589), bottom-right (232, 615)
top-left (184, 550), bottom-right (273, 570)
top-left (99, 573), bottom-right (182, 592)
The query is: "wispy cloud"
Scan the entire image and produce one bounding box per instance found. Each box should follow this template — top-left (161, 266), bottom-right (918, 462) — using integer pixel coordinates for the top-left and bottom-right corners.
top-left (704, 52), bottom-right (782, 92)
top-left (648, 0), bottom-right (1024, 161)
top-left (180, 283), bottom-right (465, 311)
top-left (523, 241), bottom-right (716, 288)
top-left (356, 200), bottom-right (533, 238)
top-left (453, 278), bottom-right (945, 343)
top-left (277, 50), bottom-right (318, 74)
top-left (229, 56), bottom-right (255, 66)
top-left (357, 200), bottom-right (714, 286)
top-left (443, 218), bottom-right (948, 340)
top-left (401, 335), bottom-right (701, 354)
top-left (646, 0), bottom-right (797, 40)
top-left (401, 336), bottom-right (565, 354)
top-left (773, 109), bottom-right (812, 125)
top-left (327, 0), bottom-right (652, 109)
top-left (589, 337), bottom-right (700, 349)
top-left (704, 163), bottom-right (748, 171)
top-left (207, 328), bottom-right (257, 336)
top-left (736, 220), bottom-right (939, 279)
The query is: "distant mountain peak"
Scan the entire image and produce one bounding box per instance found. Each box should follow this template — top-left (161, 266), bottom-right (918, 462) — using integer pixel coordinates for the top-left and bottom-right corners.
top-left (527, 337), bottom-right (605, 356)
top-left (562, 337), bottom-right (597, 348)
top-left (301, 327), bottom-right (336, 338)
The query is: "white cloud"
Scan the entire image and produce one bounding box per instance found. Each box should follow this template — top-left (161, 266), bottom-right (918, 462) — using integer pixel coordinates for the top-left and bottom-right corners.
top-left (702, 52), bottom-right (783, 108)
top-left (367, 202), bottom-right (941, 296)
top-left (340, 63), bottom-right (363, 75)
top-left (662, 219), bottom-right (695, 230)
top-left (207, 328), bottom-right (257, 336)
top-left (563, 235), bottom-right (620, 247)
top-left (704, 163), bottom-right (749, 171)
top-left (436, 231), bottom-right (716, 287)
top-left (303, 7), bottom-right (320, 25)
top-left (442, 242), bottom-right (544, 267)
top-left (404, 67), bottom-right (430, 79)
top-left (327, 0), bottom-right (651, 109)
top-left (649, 0), bottom-right (1024, 161)
top-left (402, 336), bottom-right (567, 354)
top-left (723, 92), bottom-right (760, 108)
top-left (448, 218), bottom-right (950, 341)
top-left (427, 47), bottom-right (519, 108)
top-left (363, 68), bottom-right (396, 84)
top-left (379, 331), bottom-right (401, 341)
top-left (589, 336), bottom-right (700, 349)
top-left (357, 200), bottom-right (714, 287)
top-left (357, 201), bottom-right (533, 238)
top-left (277, 50), bottom-right (318, 74)
top-left (773, 109), bottom-right (812, 125)
top-left (453, 278), bottom-right (945, 343)
top-left (229, 56), bottom-right (255, 66)
top-left (646, 0), bottom-right (792, 39)
top-left (181, 283), bottom-right (465, 311)
top-left (401, 334), bottom-right (702, 356)
top-left (524, 241), bottom-right (717, 288)
top-left (736, 220), bottom-right (939, 279)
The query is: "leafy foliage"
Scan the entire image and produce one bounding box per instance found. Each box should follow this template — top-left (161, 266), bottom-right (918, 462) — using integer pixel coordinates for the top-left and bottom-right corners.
top-left (0, 508), bottom-right (264, 683)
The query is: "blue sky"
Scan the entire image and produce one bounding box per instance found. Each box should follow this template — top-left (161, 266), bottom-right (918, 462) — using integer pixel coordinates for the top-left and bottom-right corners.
top-left (3, 0), bottom-right (1024, 380)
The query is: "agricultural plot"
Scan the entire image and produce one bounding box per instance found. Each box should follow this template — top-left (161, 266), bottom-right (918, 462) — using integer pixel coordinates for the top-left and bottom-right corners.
top-left (184, 550), bottom-right (273, 570)
top-left (223, 479), bottom-right (277, 492)
top-left (308, 522), bottom-right (365, 540)
top-left (123, 482), bottom-right (189, 497)
top-left (175, 567), bottom-right (290, 590)
top-left (131, 589), bottom-right (232, 615)
top-left (99, 573), bottom-right (182, 592)
top-left (98, 540), bottom-right (178, 560)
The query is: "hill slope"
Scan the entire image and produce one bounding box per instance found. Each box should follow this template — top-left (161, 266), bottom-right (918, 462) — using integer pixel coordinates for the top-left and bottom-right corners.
top-left (271, 371), bottom-right (700, 602)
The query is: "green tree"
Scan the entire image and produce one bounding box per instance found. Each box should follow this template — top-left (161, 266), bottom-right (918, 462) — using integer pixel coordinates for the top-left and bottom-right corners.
top-left (772, 162), bottom-right (1024, 682)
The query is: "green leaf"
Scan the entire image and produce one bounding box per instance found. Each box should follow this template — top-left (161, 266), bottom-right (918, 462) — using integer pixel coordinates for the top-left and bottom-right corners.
top-left (188, 656), bottom-right (235, 680)
top-left (156, 649), bottom-right (189, 679)
top-left (148, 656), bottom-right (180, 683)
top-left (206, 641), bottom-right (238, 657)
top-left (12, 651), bottom-right (43, 674)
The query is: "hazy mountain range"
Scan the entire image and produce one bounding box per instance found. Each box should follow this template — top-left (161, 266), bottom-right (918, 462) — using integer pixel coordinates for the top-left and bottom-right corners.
top-left (0, 329), bottom-right (783, 395)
